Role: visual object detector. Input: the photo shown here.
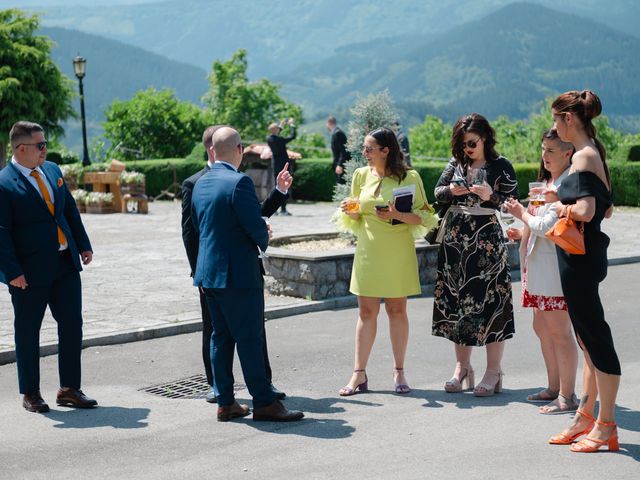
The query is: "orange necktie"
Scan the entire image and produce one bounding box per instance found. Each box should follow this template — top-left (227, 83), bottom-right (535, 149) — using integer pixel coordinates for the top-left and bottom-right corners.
top-left (30, 170), bottom-right (67, 247)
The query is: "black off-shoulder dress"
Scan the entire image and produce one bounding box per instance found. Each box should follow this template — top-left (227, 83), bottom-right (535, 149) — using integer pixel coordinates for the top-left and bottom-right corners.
top-left (556, 171), bottom-right (621, 375)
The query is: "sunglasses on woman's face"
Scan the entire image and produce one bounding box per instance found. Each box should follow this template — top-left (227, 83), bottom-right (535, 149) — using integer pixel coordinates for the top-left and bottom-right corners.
top-left (362, 145), bottom-right (383, 153)
top-left (461, 138), bottom-right (482, 150)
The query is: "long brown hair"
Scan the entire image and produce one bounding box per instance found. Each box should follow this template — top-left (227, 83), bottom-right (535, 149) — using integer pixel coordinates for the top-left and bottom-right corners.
top-left (537, 128), bottom-right (574, 182)
top-left (551, 90), bottom-right (610, 185)
top-left (368, 127), bottom-right (409, 182)
top-left (451, 113), bottom-right (499, 165)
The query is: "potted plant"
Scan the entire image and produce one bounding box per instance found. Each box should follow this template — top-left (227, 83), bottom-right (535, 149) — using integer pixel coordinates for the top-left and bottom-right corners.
top-left (85, 191), bottom-right (115, 214)
top-left (120, 171), bottom-right (146, 196)
top-left (71, 188), bottom-right (88, 213)
top-left (60, 164), bottom-right (84, 191)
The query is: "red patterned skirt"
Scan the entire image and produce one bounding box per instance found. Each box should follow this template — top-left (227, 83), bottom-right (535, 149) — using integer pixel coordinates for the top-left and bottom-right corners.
top-left (522, 268), bottom-right (567, 311)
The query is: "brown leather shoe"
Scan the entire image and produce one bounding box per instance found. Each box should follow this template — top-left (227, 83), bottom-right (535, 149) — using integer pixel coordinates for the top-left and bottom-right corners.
top-left (217, 401), bottom-right (250, 422)
top-left (253, 400), bottom-right (304, 422)
top-left (23, 392), bottom-right (50, 413)
top-left (56, 388), bottom-right (98, 408)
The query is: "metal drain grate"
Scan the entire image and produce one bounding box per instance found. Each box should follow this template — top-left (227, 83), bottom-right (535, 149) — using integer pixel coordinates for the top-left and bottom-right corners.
top-left (140, 374), bottom-right (246, 399)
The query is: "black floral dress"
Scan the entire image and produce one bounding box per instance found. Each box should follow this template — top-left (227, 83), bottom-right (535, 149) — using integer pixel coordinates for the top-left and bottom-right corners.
top-left (432, 157), bottom-right (517, 346)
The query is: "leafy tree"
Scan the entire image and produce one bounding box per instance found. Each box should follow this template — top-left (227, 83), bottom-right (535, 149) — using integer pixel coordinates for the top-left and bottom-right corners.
top-left (409, 115), bottom-right (451, 161)
top-left (0, 9), bottom-right (74, 167)
top-left (334, 90), bottom-right (399, 203)
top-left (103, 88), bottom-right (208, 160)
top-left (202, 49), bottom-right (302, 142)
top-left (290, 133), bottom-right (329, 159)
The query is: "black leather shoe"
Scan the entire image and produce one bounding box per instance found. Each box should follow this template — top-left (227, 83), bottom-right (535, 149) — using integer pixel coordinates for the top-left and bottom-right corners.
top-left (253, 400), bottom-right (304, 422)
top-left (205, 386), bottom-right (217, 404)
top-left (217, 401), bottom-right (250, 422)
top-left (23, 392), bottom-right (50, 413)
top-left (270, 385), bottom-right (286, 400)
top-left (56, 388), bottom-right (98, 408)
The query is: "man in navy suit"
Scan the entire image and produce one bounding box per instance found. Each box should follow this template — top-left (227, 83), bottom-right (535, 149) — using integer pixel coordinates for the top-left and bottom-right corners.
top-left (191, 126), bottom-right (303, 422)
top-left (181, 125), bottom-right (291, 403)
top-left (0, 121), bottom-right (97, 413)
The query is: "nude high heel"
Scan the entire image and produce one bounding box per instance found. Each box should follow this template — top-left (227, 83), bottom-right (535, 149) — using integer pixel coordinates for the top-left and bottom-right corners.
top-left (473, 369), bottom-right (503, 397)
top-left (444, 363), bottom-right (475, 393)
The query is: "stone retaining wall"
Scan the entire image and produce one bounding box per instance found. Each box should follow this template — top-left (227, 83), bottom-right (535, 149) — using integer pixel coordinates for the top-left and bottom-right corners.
top-left (264, 233), bottom-right (520, 300)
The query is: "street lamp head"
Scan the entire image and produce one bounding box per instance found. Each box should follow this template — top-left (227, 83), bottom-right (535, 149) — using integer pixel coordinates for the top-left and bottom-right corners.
top-left (73, 55), bottom-right (86, 79)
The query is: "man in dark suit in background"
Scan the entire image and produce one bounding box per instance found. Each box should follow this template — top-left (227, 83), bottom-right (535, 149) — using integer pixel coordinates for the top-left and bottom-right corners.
top-left (326, 116), bottom-right (351, 185)
top-left (266, 119), bottom-right (296, 215)
top-left (191, 126), bottom-right (303, 422)
top-left (181, 125), bottom-right (292, 403)
top-left (0, 121), bottom-right (97, 413)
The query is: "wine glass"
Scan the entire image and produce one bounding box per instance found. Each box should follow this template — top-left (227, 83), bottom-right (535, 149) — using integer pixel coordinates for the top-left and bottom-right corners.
top-left (467, 167), bottom-right (487, 186)
top-left (500, 196), bottom-right (516, 226)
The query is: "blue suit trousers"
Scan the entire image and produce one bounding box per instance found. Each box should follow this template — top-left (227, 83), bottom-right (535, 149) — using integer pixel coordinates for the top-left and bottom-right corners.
top-left (10, 251), bottom-right (83, 394)
top-left (204, 288), bottom-right (275, 408)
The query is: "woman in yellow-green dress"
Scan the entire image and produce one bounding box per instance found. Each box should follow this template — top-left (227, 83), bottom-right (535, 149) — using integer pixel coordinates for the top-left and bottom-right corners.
top-left (337, 127), bottom-right (437, 396)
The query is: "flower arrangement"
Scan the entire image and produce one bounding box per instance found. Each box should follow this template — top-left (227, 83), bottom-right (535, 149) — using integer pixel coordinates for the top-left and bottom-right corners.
top-left (120, 171), bottom-right (146, 196)
top-left (85, 192), bottom-right (114, 206)
top-left (60, 163), bottom-right (84, 190)
top-left (84, 191), bottom-right (115, 214)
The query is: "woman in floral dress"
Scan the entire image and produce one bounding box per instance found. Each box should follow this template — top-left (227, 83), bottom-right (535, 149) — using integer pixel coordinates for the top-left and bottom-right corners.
top-left (432, 113), bottom-right (517, 397)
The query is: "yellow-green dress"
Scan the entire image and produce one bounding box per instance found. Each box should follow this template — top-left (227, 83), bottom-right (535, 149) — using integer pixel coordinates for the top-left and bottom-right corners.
top-left (337, 167), bottom-right (438, 298)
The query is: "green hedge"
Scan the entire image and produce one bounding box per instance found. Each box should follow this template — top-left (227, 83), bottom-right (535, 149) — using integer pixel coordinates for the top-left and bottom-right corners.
top-left (122, 158), bottom-right (204, 197)
top-left (291, 159), bottom-right (541, 203)
top-left (61, 157), bottom-right (640, 206)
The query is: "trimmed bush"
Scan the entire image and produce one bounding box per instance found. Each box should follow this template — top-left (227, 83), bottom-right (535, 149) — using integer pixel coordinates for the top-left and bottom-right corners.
top-left (59, 158), bottom-right (640, 206)
top-left (122, 158), bottom-right (204, 197)
top-left (291, 158), bottom-right (336, 201)
top-left (609, 162), bottom-right (640, 206)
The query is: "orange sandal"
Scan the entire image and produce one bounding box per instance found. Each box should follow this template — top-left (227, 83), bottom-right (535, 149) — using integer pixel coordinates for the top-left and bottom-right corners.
top-left (570, 419), bottom-right (619, 453)
top-left (548, 409), bottom-right (595, 445)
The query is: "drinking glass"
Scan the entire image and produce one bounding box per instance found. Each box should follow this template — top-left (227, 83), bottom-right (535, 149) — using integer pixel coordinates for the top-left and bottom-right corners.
top-left (500, 198), bottom-right (515, 225)
top-left (344, 197), bottom-right (360, 214)
top-left (529, 182), bottom-right (546, 206)
top-left (467, 167), bottom-right (487, 186)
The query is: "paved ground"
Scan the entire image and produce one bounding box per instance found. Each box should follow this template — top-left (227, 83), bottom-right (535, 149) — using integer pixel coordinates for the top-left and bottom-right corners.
top-left (1, 201), bottom-right (638, 357)
top-left (0, 262), bottom-right (638, 479)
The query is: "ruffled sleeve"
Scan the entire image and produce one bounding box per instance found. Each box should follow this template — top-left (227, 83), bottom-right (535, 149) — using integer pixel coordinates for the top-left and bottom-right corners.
top-left (558, 171), bottom-right (612, 207)
top-left (408, 170), bottom-right (439, 240)
top-left (333, 167), bottom-right (364, 236)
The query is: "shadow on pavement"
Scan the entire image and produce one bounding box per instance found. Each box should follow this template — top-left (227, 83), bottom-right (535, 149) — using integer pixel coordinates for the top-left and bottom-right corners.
top-left (413, 387), bottom-right (579, 409)
top-left (44, 406), bottom-right (150, 429)
top-left (245, 416), bottom-right (355, 439)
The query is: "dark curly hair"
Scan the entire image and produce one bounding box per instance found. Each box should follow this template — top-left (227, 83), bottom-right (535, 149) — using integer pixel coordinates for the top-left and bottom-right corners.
top-left (368, 127), bottom-right (409, 182)
top-left (451, 113), bottom-right (499, 166)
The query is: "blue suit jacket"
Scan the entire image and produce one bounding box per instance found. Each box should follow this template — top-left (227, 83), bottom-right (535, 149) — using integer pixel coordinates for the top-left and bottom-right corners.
top-left (0, 161), bottom-right (92, 286)
top-left (191, 162), bottom-right (268, 289)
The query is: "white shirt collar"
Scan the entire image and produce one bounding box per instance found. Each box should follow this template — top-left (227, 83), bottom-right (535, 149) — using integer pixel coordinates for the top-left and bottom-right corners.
top-left (11, 157), bottom-right (44, 177)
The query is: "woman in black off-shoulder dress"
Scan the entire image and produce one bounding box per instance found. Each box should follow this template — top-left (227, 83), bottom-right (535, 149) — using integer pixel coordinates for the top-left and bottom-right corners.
top-left (543, 90), bottom-right (621, 454)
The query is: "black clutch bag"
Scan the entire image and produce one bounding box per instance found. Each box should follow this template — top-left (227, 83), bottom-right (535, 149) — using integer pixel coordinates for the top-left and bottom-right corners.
top-left (392, 193), bottom-right (413, 225)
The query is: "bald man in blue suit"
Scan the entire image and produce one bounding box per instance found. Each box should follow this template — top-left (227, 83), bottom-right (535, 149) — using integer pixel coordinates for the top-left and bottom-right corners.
top-left (191, 126), bottom-right (303, 422)
top-left (0, 121), bottom-right (97, 413)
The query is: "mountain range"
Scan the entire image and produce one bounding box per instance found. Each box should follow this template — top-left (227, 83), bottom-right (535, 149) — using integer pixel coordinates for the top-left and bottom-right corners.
top-left (279, 3), bottom-right (640, 129)
top-left (9, 1), bottom-right (639, 151)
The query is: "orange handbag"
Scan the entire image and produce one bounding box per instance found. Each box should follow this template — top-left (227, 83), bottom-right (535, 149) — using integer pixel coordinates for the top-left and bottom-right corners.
top-left (545, 205), bottom-right (586, 255)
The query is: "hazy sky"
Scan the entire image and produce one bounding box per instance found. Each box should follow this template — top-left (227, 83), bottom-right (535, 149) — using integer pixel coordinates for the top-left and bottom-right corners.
top-left (0, 1), bottom-right (160, 7)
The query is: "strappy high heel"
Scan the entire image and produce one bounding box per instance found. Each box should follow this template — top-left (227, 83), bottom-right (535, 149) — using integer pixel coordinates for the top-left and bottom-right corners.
top-left (444, 363), bottom-right (475, 393)
top-left (473, 369), bottom-right (503, 397)
top-left (548, 409), bottom-right (595, 445)
top-left (394, 367), bottom-right (411, 394)
top-left (339, 369), bottom-right (368, 396)
top-left (570, 419), bottom-right (619, 453)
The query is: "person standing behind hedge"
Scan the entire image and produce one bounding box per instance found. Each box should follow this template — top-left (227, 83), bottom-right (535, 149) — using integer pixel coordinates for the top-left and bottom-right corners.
top-left (336, 127), bottom-right (437, 396)
top-left (432, 113), bottom-right (517, 397)
top-left (539, 90), bottom-right (621, 453)
top-left (504, 128), bottom-right (579, 414)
